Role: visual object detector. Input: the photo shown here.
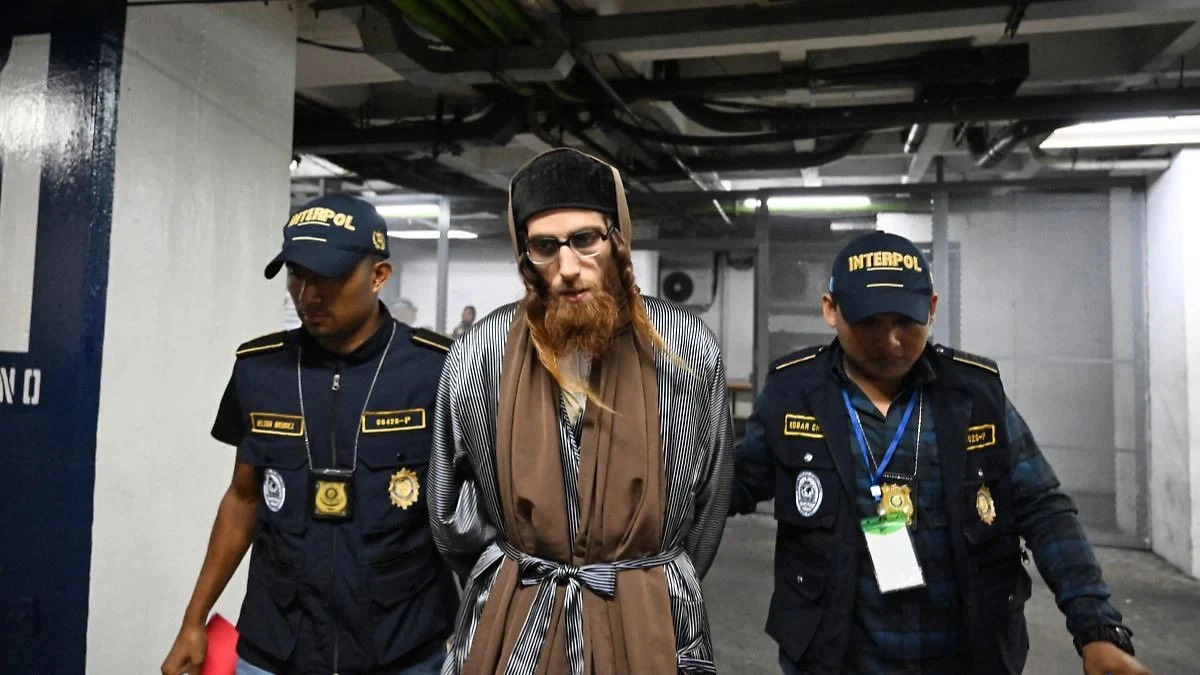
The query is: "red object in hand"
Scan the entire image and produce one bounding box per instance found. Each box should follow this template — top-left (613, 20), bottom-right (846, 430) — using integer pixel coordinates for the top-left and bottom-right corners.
top-left (202, 613), bottom-right (239, 675)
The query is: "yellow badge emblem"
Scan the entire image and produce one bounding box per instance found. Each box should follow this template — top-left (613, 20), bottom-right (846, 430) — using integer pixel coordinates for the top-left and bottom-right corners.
top-left (372, 230), bottom-right (387, 251)
top-left (389, 468), bottom-right (420, 510)
top-left (976, 485), bottom-right (997, 525)
top-left (314, 479), bottom-right (349, 518)
top-left (880, 483), bottom-right (915, 525)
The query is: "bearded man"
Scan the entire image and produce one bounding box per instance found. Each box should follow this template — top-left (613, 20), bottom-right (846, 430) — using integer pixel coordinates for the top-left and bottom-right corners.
top-left (427, 148), bottom-right (734, 675)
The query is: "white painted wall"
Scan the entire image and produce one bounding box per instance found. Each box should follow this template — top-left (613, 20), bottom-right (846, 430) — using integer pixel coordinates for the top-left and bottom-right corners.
top-left (385, 238), bottom-right (661, 333)
top-left (955, 194), bottom-right (1117, 499)
top-left (880, 194), bottom-right (1135, 528)
top-left (386, 238), bottom-right (525, 332)
top-left (89, 5), bottom-right (297, 672)
top-left (693, 260), bottom-right (755, 382)
top-left (1148, 150), bottom-right (1200, 577)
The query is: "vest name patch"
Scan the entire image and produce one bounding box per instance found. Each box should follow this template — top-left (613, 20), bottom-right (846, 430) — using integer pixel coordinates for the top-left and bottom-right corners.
top-left (784, 414), bottom-right (824, 438)
top-left (361, 408), bottom-right (427, 433)
top-left (966, 423), bottom-right (997, 451)
top-left (250, 412), bottom-right (305, 437)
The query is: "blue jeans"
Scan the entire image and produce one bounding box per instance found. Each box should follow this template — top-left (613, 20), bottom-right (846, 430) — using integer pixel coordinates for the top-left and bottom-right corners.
top-left (234, 660), bottom-right (274, 675)
top-left (236, 640), bottom-right (446, 675)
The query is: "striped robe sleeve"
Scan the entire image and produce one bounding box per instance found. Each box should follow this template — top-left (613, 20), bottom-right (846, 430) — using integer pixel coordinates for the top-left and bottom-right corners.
top-left (429, 335), bottom-right (498, 579)
top-left (684, 350), bottom-right (735, 580)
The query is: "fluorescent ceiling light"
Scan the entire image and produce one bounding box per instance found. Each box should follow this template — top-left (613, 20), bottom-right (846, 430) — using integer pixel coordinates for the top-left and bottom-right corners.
top-left (387, 229), bottom-right (477, 240)
top-left (374, 203), bottom-right (441, 219)
top-left (830, 219), bottom-right (878, 232)
top-left (742, 195), bottom-right (872, 211)
top-left (1040, 115), bottom-right (1200, 149)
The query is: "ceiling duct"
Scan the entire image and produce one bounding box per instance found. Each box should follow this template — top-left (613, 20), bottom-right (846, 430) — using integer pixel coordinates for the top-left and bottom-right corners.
top-left (356, 3), bottom-right (575, 87)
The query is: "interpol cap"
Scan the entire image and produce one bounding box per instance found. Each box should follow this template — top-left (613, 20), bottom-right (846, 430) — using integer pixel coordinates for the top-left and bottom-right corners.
top-left (829, 231), bottom-right (934, 325)
top-left (264, 194), bottom-right (389, 279)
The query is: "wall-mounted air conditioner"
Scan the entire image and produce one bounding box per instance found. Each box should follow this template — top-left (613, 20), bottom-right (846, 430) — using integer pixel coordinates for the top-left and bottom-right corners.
top-left (658, 252), bottom-right (716, 308)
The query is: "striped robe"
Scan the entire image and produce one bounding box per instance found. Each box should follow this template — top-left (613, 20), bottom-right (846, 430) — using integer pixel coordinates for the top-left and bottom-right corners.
top-left (428, 296), bottom-right (734, 674)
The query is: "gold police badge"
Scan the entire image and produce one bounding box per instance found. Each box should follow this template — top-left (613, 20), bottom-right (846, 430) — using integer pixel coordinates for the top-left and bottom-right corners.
top-left (976, 485), bottom-right (997, 525)
top-left (389, 468), bottom-right (420, 510)
top-left (879, 483), bottom-right (915, 525)
top-left (313, 478), bottom-right (351, 520)
top-left (372, 230), bottom-right (387, 251)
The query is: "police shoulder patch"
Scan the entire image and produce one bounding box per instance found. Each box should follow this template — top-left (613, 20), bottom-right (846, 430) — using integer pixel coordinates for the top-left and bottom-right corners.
top-left (934, 344), bottom-right (1000, 376)
top-left (772, 344), bottom-right (825, 372)
top-left (411, 327), bottom-right (453, 353)
top-left (235, 331), bottom-right (288, 358)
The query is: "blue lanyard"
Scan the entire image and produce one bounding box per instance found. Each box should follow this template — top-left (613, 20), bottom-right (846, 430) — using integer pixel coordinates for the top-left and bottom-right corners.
top-left (841, 387), bottom-right (918, 502)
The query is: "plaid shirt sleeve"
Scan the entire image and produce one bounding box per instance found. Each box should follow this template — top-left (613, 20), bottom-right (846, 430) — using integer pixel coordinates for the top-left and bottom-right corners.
top-left (1006, 398), bottom-right (1124, 636)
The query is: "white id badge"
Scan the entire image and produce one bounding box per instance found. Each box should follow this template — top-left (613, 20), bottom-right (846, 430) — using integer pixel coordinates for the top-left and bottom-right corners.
top-left (861, 513), bottom-right (926, 594)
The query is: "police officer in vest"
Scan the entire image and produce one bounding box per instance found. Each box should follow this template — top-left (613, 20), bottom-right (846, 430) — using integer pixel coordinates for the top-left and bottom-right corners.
top-left (730, 231), bottom-right (1149, 675)
top-left (162, 194), bottom-right (459, 675)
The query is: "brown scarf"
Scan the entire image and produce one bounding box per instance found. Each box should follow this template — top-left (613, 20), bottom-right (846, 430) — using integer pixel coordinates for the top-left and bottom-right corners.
top-left (462, 304), bottom-right (676, 675)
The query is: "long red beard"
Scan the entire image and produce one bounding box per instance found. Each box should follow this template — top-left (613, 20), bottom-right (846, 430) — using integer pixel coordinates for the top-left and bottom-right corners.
top-left (527, 284), bottom-right (621, 359)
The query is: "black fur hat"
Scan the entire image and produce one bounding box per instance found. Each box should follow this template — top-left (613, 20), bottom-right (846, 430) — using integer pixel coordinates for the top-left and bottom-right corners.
top-left (509, 148), bottom-right (618, 234)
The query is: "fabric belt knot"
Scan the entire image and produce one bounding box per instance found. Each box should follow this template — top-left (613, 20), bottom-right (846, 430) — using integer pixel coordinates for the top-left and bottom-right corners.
top-left (498, 541), bottom-right (685, 675)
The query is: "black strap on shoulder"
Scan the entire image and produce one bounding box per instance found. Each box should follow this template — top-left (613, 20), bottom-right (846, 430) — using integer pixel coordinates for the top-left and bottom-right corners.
top-left (933, 344), bottom-right (1000, 376)
top-left (772, 344), bottom-right (825, 372)
top-left (235, 331), bottom-right (288, 358)
top-left (411, 327), bottom-right (453, 353)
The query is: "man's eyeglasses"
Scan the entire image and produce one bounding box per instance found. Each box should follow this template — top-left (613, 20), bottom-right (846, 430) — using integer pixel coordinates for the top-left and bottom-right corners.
top-left (525, 226), bottom-right (614, 265)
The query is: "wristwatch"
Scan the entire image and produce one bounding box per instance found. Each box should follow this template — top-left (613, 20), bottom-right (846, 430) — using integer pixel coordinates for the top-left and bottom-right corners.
top-left (1073, 624), bottom-right (1135, 657)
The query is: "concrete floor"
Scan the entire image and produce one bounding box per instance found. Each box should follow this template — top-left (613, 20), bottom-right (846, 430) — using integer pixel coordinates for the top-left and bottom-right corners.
top-left (704, 514), bottom-right (1200, 674)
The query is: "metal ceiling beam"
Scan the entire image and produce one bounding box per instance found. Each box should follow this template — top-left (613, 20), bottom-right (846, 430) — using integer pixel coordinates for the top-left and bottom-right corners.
top-left (560, 43), bottom-right (1029, 103)
top-left (598, 88), bottom-right (1200, 139)
top-left (566, 0), bottom-right (1200, 61)
top-left (1120, 21), bottom-right (1200, 88)
top-left (637, 175), bottom-right (1146, 205)
top-left (318, 175), bottom-right (1142, 213)
top-left (631, 136), bottom-right (864, 180)
top-left (294, 101), bottom-right (525, 154)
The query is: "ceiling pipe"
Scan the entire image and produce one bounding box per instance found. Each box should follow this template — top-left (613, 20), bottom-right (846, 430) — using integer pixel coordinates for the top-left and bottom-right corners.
top-left (974, 120), bottom-right (1061, 168)
top-left (294, 100), bottom-right (525, 154)
top-left (1027, 144), bottom-right (1171, 172)
top-left (565, 45), bottom-right (734, 224)
top-left (632, 135), bottom-right (865, 179)
top-left (671, 99), bottom-right (772, 134)
top-left (532, 43), bottom-right (1026, 105)
top-left (903, 123), bottom-right (928, 154)
top-left (557, 43), bottom-right (1029, 104)
top-left (602, 88), bottom-right (1200, 135)
top-left (958, 124), bottom-right (989, 157)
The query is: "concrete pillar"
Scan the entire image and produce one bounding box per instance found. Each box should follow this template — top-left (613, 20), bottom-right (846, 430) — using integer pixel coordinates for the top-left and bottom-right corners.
top-left (1147, 149), bottom-right (1200, 577)
top-left (1, 6), bottom-right (127, 672)
top-left (436, 197), bottom-right (451, 333)
top-left (1109, 187), bottom-right (1143, 539)
top-left (753, 195), bottom-right (771, 393)
top-left (931, 190), bottom-right (951, 346)
top-left (86, 4), bottom-right (297, 673)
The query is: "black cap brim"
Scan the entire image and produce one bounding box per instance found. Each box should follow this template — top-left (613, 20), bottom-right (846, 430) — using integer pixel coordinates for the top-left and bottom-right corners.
top-left (835, 288), bottom-right (932, 325)
top-left (264, 243), bottom-right (365, 280)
